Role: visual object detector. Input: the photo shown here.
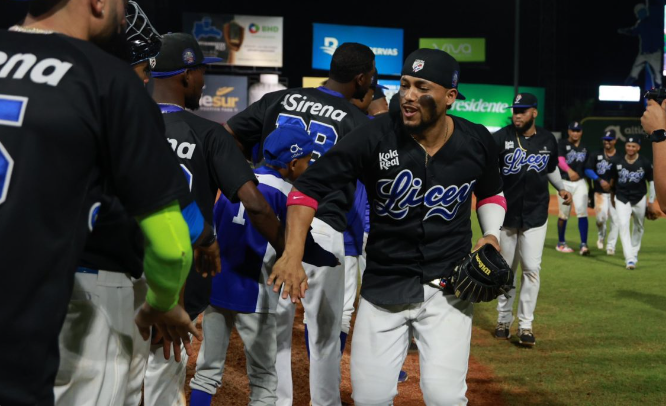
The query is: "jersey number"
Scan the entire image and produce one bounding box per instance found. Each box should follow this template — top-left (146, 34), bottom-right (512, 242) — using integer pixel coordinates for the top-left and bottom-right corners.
top-left (276, 114), bottom-right (339, 164)
top-left (0, 142), bottom-right (14, 205)
top-left (232, 204), bottom-right (246, 226)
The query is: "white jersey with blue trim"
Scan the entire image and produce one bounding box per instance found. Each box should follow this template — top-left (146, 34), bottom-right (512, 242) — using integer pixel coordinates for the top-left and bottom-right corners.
top-left (210, 166), bottom-right (291, 313)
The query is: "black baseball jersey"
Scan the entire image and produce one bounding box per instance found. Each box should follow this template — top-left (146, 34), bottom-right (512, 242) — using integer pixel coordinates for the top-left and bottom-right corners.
top-left (611, 155), bottom-right (654, 205)
top-left (585, 150), bottom-right (621, 194)
top-left (558, 138), bottom-right (588, 180)
top-left (0, 31), bottom-right (190, 405)
top-left (227, 86), bottom-right (369, 232)
top-left (161, 107), bottom-right (259, 318)
top-left (494, 126), bottom-right (559, 229)
top-left (294, 113), bottom-right (503, 306)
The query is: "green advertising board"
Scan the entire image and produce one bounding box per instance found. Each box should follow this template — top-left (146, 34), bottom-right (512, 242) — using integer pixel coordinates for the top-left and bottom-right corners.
top-left (418, 38), bottom-right (486, 62)
top-left (449, 84), bottom-right (546, 131)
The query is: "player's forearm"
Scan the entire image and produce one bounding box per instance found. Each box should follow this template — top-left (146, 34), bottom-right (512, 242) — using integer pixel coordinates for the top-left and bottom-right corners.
top-left (136, 201), bottom-right (193, 312)
top-left (557, 157), bottom-right (571, 172)
top-left (654, 142), bottom-right (666, 210)
top-left (584, 169), bottom-right (599, 181)
top-left (476, 192), bottom-right (507, 240)
top-left (547, 168), bottom-right (564, 191)
top-left (283, 199), bottom-right (317, 262)
top-left (238, 181), bottom-right (285, 254)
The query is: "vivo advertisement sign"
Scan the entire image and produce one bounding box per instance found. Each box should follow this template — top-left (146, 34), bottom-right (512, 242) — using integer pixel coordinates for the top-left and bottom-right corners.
top-left (312, 23), bottom-right (403, 75)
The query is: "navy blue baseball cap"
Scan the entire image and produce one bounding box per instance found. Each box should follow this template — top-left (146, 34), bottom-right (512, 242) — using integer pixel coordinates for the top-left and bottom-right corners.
top-left (509, 93), bottom-right (538, 108)
top-left (401, 48), bottom-right (466, 100)
top-left (568, 121), bottom-right (583, 131)
top-left (626, 136), bottom-right (641, 145)
top-left (263, 125), bottom-right (314, 168)
top-left (152, 33), bottom-right (222, 78)
top-left (602, 129), bottom-right (617, 140)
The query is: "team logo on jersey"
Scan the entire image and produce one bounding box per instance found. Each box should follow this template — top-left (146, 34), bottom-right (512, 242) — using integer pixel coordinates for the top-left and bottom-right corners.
top-left (565, 149), bottom-right (586, 163)
top-left (0, 52), bottom-right (73, 87)
top-left (596, 160), bottom-right (613, 175)
top-left (505, 141), bottom-right (515, 150)
top-left (374, 169), bottom-right (475, 221)
top-left (167, 139), bottom-right (197, 159)
top-left (618, 167), bottom-right (644, 184)
top-left (88, 202), bottom-right (101, 232)
top-left (379, 150), bottom-right (399, 170)
top-left (502, 148), bottom-right (549, 175)
top-left (412, 59), bottom-right (425, 72)
top-left (182, 48), bottom-right (196, 65)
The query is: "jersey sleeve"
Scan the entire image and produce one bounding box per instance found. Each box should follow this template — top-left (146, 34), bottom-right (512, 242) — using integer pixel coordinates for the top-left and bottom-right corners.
top-left (205, 126), bottom-right (258, 203)
top-left (584, 150), bottom-right (596, 171)
top-left (294, 120), bottom-right (379, 202)
top-left (101, 69), bottom-right (189, 216)
top-left (557, 138), bottom-right (567, 158)
top-left (226, 90), bottom-right (285, 148)
top-left (547, 134), bottom-right (559, 172)
top-left (646, 160), bottom-right (654, 182)
top-left (473, 129), bottom-right (503, 200)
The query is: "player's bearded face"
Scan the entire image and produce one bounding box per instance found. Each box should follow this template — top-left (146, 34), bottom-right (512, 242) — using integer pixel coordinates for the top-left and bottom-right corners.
top-left (399, 77), bottom-right (446, 134)
top-left (512, 108), bottom-right (535, 132)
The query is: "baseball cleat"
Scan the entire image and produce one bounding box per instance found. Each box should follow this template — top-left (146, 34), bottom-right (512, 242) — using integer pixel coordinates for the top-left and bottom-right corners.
top-left (556, 243), bottom-right (574, 253)
top-left (495, 321), bottom-right (512, 340)
top-left (597, 239), bottom-right (604, 249)
top-left (606, 248), bottom-right (615, 256)
top-left (626, 262), bottom-right (636, 270)
top-left (518, 329), bottom-right (536, 346)
top-left (398, 370), bottom-right (409, 383)
top-left (579, 243), bottom-right (590, 256)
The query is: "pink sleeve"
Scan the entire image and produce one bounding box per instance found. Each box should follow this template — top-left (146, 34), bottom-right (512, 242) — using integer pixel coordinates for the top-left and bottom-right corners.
top-left (558, 156), bottom-right (571, 172)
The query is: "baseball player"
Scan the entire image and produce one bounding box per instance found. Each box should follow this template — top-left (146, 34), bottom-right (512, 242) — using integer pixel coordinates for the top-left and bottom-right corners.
top-left (641, 98), bottom-right (666, 211)
top-left (0, 2), bottom-right (200, 404)
top-left (556, 121), bottom-right (591, 255)
top-left (584, 129), bottom-right (621, 255)
top-left (222, 43), bottom-right (374, 406)
top-left (270, 48), bottom-right (507, 405)
top-left (189, 126), bottom-right (330, 406)
top-left (141, 33), bottom-right (288, 406)
top-left (610, 136), bottom-right (657, 269)
top-left (493, 92), bottom-right (572, 346)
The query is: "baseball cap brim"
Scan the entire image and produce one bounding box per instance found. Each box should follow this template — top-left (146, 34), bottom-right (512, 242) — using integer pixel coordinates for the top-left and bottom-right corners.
top-left (202, 57), bottom-right (223, 64)
top-left (509, 103), bottom-right (536, 108)
top-left (601, 136), bottom-right (615, 140)
top-left (456, 91), bottom-right (466, 100)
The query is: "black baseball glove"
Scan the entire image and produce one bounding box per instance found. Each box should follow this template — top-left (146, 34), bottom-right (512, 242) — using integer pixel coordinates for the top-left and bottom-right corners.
top-left (444, 244), bottom-right (515, 303)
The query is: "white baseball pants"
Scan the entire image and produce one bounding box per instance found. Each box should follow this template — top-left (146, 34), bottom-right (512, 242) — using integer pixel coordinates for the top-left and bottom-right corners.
top-left (342, 255), bottom-right (363, 335)
top-left (350, 285), bottom-right (472, 406)
top-left (54, 270), bottom-right (135, 406)
top-left (143, 337), bottom-right (189, 406)
top-left (594, 193), bottom-right (619, 249)
top-left (615, 196), bottom-right (647, 265)
top-left (275, 217), bottom-right (345, 406)
top-left (124, 276), bottom-right (151, 406)
top-left (558, 179), bottom-right (589, 219)
top-left (190, 306), bottom-right (278, 405)
top-left (496, 221), bottom-right (548, 330)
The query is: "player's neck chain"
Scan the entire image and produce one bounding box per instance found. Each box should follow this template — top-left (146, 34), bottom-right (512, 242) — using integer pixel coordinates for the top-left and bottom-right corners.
top-left (9, 25), bottom-right (55, 34)
top-left (410, 116), bottom-right (450, 166)
top-left (625, 154), bottom-right (639, 164)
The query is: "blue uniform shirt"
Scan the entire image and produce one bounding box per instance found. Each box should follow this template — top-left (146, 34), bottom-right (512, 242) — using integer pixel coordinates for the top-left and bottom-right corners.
top-left (210, 166), bottom-right (291, 313)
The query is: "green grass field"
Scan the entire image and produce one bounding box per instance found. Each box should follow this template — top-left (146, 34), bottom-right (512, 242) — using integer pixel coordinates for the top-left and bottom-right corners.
top-left (470, 213), bottom-right (666, 405)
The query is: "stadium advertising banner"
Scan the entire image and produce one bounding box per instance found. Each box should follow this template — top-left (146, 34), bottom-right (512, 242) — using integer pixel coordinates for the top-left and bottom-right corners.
top-left (194, 75), bottom-right (248, 123)
top-left (183, 13), bottom-right (283, 67)
top-left (450, 84), bottom-right (545, 132)
top-left (312, 23), bottom-right (404, 75)
top-left (418, 38), bottom-right (486, 62)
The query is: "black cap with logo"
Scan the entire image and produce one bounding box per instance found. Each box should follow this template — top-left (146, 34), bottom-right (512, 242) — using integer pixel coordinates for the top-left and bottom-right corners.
top-left (401, 48), bottom-right (465, 100)
top-left (153, 33), bottom-right (222, 78)
top-left (508, 93), bottom-right (538, 109)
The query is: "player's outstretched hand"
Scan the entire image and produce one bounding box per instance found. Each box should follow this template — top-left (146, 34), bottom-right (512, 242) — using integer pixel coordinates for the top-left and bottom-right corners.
top-left (473, 234), bottom-right (500, 253)
top-left (646, 204), bottom-right (659, 221)
top-left (267, 253), bottom-right (308, 303)
top-left (135, 302), bottom-right (202, 362)
top-left (194, 240), bottom-right (222, 278)
top-left (559, 190), bottom-right (573, 205)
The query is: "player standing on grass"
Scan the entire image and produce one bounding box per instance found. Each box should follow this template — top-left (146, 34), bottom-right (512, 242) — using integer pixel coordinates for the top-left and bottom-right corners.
top-left (556, 121), bottom-right (591, 255)
top-left (493, 93), bottom-right (572, 346)
top-left (268, 48), bottom-right (507, 406)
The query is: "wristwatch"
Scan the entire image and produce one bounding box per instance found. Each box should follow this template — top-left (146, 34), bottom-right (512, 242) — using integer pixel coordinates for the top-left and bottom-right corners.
top-left (200, 232), bottom-right (217, 247)
top-left (649, 129), bottom-right (666, 143)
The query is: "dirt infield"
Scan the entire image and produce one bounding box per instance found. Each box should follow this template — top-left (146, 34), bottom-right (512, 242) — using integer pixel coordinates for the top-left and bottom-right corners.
top-left (184, 305), bottom-right (506, 406)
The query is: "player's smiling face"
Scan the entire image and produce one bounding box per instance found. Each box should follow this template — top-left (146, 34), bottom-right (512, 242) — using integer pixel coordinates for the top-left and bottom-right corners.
top-left (399, 75), bottom-right (455, 133)
top-left (625, 142), bottom-right (640, 157)
top-left (568, 129), bottom-right (582, 143)
top-left (603, 139), bottom-right (616, 151)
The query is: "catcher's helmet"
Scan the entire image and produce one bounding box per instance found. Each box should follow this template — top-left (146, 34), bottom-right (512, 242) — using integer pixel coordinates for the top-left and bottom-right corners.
top-left (125, 1), bottom-right (161, 66)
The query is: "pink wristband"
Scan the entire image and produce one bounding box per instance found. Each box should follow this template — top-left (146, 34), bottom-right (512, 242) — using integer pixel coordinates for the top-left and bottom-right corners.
top-left (287, 191), bottom-right (319, 211)
top-left (476, 195), bottom-right (507, 211)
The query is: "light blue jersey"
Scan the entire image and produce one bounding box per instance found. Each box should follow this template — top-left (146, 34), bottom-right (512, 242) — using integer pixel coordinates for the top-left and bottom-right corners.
top-left (210, 166), bottom-right (290, 313)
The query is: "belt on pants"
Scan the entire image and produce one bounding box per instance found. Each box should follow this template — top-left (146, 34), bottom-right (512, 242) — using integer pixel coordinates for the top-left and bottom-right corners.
top-left (76, 266), bottom-right (99, 275)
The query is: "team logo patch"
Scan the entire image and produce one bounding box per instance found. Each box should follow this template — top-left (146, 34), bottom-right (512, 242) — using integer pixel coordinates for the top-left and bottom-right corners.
top-left (514, 94), bottom-right (522, 103)
top-left (412, 59), bottom-right (425, 72)
top-left (379, 150), bottom-right (399, 170)
top-left (149, 58), bottom-right (156, 69)
top-left (290, 144), bottom-right (303, 158)
top-left (451, 71), bottom-right (459, 87)
top-left (182, 48), bottom-right (196, 65)
top-left (505, 141), bottom-right (514, 149)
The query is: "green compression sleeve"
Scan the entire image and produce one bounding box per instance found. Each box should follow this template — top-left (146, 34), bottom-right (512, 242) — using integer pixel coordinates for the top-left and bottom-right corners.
top-left (136, 200), bottom-right (193, 312)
